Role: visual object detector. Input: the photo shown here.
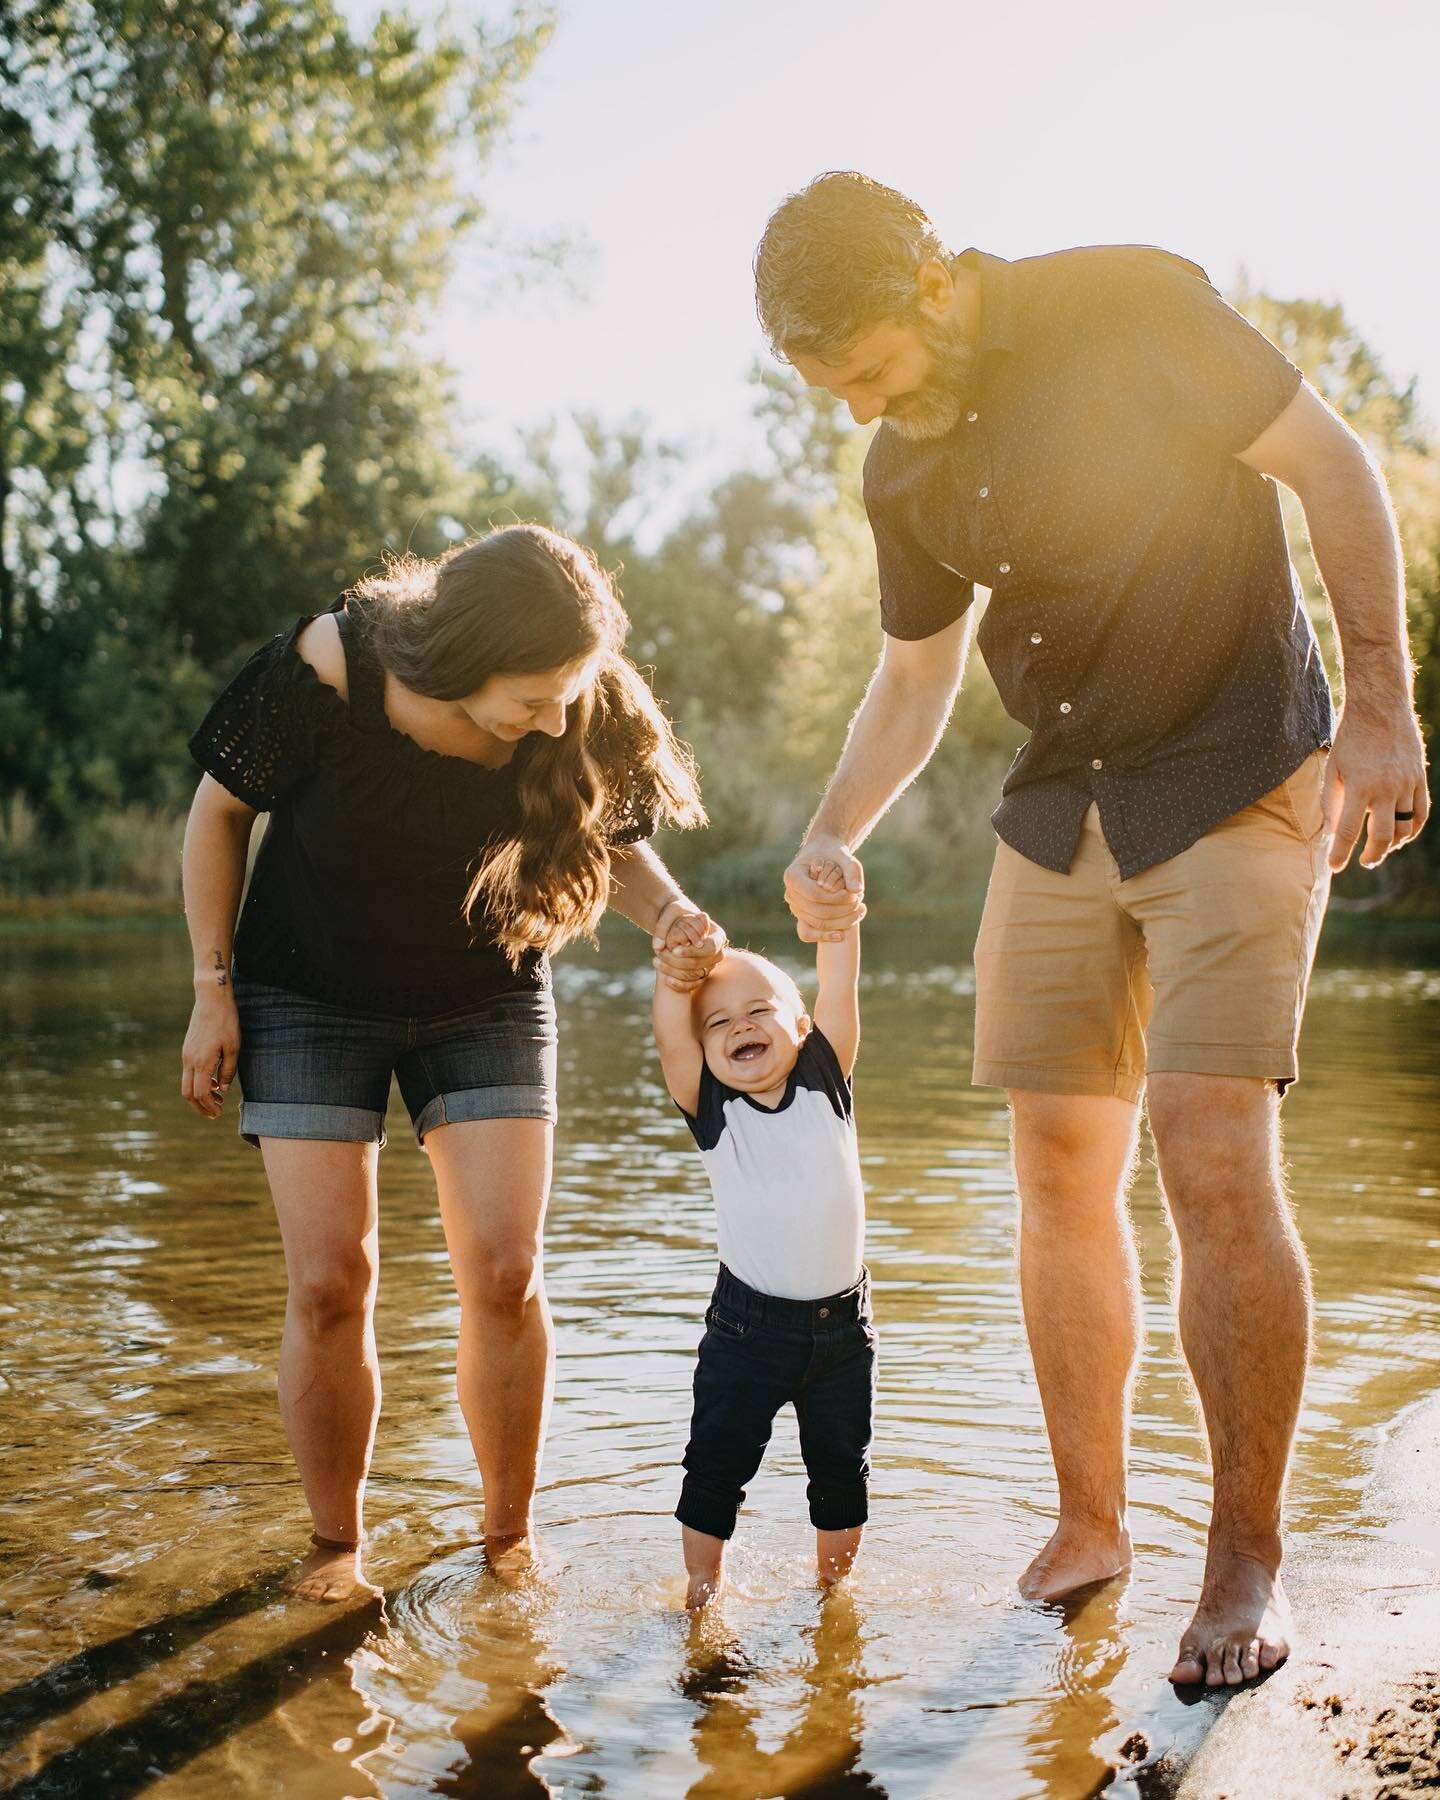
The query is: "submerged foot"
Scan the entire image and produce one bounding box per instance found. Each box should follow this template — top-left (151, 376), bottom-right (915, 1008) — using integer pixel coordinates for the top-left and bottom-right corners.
top-left (1019, 1519), bottom-right (1133, 1602)
top-left (288, 1540), bottom-right (378, 1604)
top-left (483, 1531), bottom-right (539, 1586)
top-left (1170, 1551), bottom-right (1292, 1687)
top-left (685, 1570), bottom-right (724, 1612)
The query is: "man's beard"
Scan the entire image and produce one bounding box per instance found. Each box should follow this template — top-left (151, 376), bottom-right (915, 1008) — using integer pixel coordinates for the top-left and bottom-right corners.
top-left (881, 314), bottom-right (976, 441)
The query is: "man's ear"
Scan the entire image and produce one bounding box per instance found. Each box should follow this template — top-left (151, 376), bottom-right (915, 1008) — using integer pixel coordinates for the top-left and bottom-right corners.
top-left (797, 1010), bottom-right (813, 1040)
top-left (915, 256), bottom-right (955, 321)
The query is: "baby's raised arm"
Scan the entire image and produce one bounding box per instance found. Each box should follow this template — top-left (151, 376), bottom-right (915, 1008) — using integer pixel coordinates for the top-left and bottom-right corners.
top-left (653, 970), bottom-right (704, 1116)
top-left (810, 854), bottom-right (861, 1076)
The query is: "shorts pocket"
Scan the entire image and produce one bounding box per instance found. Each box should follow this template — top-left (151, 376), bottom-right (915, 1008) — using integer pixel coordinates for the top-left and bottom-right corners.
top-left (1280, 751), bottom-right (1329, 843)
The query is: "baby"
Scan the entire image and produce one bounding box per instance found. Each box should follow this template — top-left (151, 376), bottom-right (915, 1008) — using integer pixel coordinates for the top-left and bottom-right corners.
top-left (652, 888), bottom-right (872, 1609)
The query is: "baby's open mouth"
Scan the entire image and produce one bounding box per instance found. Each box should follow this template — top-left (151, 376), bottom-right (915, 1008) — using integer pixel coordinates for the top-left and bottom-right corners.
top-left (730, 1041), bottom-right (767, 1062)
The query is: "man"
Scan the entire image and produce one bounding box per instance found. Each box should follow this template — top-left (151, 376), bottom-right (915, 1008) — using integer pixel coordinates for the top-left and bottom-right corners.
top-left (754, 171), bottom-right (1428, 1688)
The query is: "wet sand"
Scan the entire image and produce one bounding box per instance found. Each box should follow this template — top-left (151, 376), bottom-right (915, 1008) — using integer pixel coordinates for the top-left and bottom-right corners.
top-left (1114, 1391), bottom-right (1440, 1798)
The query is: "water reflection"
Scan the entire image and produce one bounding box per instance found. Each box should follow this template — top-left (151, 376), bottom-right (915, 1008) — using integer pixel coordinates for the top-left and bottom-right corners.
top-left (1, 923), bottom-right (1438, 1797)
top-left (683, 1589), bottom-right (881, 1797)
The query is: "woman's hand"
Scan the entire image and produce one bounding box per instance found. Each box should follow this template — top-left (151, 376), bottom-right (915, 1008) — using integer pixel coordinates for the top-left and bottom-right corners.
top-left (181, 988), bottom-right (241, 1119)
top-left (652, 899), bottom-right (726, 993)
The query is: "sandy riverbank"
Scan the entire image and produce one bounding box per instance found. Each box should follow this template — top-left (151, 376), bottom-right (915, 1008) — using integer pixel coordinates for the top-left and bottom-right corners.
top-left (1108, 1392), bottom-right (1440, 1798)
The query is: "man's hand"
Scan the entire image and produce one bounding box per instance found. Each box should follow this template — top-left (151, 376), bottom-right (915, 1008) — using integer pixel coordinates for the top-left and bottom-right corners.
top-left (784, 836), bottom-right (866, 943)
top-left (1324, 704), bottom-right (1429, 872)
top-left (652, 899), bottom-right (726, 992)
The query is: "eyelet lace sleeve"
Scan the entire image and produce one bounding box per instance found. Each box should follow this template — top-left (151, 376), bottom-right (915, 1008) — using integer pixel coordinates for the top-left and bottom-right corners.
top-left (188, 623), bottom-right (327, 811)
top-left (591, 708), bottom-right (662, 849)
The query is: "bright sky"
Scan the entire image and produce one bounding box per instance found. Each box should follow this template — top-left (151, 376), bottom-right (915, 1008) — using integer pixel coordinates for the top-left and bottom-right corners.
top-left (422, 0), bottom-right (1437, 494)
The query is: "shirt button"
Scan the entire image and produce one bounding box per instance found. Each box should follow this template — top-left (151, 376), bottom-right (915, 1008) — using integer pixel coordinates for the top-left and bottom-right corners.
top-left (818, 1306), bottom-right (830, 1319)
top-left (1030, 632), bottom-right (1042, 645)
top-left (998, 562), bottom-right (1011, 575)
top-left (1091, 758), bottom-right (1103, 770)
top-left (1060, 702), bottom-right (1072, 714)
top-left (978, 486), bottom-right (989, 498)
top-left (967, 410), bottom-right (979, 423)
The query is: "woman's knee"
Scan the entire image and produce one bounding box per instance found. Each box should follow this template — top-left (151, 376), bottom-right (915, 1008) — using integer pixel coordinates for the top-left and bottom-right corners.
top-left (461, 1243), bottom-right (542, 1318)
top-left (289, 1253), bottom-right (376, 1336)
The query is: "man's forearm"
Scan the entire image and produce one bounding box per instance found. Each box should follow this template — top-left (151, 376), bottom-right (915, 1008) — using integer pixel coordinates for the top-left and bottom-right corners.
top-left (1300, 448), bottom-right (1414, 718)
top-left (807, 658), bottom-right (964, 849)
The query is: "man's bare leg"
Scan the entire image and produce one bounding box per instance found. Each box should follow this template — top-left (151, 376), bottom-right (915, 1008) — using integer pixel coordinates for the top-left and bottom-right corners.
top-left (1012, 1091), bottom-right (1143, 1601)
top-left (1148, 1072), bottom-right (1308, 1686)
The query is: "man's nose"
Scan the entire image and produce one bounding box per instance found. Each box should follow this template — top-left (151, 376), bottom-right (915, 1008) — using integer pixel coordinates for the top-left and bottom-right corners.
top-left (847, 395), bottom-right (884, 426)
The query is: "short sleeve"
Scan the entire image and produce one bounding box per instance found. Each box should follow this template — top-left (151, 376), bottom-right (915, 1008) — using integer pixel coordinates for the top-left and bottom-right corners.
top-left (1084, 249), bottom-right (1303, 454)
top-left (605, 780), bottom-right (660, 848)
top-left (188, 623), bottom-right (326, 811)
top-left (794, 1026), bottom-right (854, 1123)
top-left (863, 455), bottom-right (976, 642)
top-left (676, 1058), bottom-right (732, 1152)
top-left (587, 686), bottom-right (663, 847)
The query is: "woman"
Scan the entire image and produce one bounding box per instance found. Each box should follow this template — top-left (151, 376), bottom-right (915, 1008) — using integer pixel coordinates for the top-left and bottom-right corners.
top-left (180, 524), bottom-right (722, 1600)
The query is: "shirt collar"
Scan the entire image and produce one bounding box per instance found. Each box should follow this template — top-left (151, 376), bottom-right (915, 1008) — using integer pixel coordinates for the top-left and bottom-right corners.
top-left (954, 247), bottom-right (1019, 361)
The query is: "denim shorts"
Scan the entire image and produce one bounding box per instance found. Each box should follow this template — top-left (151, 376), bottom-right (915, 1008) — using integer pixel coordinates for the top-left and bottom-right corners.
top-left (676, 1263), bottom-right (876, 1540)
top-left (233, 978), bottom-right (558, 1149)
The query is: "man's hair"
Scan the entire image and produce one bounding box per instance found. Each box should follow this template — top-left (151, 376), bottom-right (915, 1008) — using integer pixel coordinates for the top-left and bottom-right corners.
top-left (753, 170), bottom-right (950, 361)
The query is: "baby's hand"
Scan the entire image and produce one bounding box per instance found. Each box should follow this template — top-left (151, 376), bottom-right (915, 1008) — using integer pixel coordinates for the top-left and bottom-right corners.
top-left (653, 902), bottom-right (726, 992)
top-left (807, 855), bottom-right (850, 895)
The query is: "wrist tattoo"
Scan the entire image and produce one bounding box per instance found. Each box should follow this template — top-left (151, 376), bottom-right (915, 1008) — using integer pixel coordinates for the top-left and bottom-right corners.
top-left (212, 951), bottom-right (228, 990)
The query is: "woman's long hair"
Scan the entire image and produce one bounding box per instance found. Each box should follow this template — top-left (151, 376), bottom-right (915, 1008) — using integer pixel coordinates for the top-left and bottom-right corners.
top-left (355, 525), bottom-right (704, 964)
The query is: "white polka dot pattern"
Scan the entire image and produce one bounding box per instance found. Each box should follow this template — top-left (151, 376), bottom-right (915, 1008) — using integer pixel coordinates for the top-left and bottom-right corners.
top-left (863, 244), bottom-right (1335, 879)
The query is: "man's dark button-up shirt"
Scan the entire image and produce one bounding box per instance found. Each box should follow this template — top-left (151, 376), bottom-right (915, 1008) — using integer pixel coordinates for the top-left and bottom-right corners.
top-left (862, 244), bottom-right (1335, 879)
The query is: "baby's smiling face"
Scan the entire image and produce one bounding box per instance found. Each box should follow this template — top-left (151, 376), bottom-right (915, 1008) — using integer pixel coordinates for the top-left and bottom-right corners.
top-left (694, 953), bottom-right (810, 1094)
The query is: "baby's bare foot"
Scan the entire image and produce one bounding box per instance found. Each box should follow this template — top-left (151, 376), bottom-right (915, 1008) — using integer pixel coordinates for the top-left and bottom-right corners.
top-left (287, 1539), bottom-right (378, 1604)
top-left (1019, 1519), bottom-right (1132, 1602)
top-left (685, 1570), bottom-right (724, 1611)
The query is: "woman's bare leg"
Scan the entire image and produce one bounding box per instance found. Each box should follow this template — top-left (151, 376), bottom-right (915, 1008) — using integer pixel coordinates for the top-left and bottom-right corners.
top-left (261, 1136), bottom-right (382, 1601)
top-left (427, 1117), bottom-right (554, 1563)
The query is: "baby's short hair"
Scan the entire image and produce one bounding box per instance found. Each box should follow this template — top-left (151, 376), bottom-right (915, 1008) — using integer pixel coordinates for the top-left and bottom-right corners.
top-left (696, 947), bottom-right (806, 1014)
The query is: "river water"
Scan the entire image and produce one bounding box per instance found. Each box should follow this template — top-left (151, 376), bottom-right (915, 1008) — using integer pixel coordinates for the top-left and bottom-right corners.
top-left (1, 921), bottom-right (1437, 1798)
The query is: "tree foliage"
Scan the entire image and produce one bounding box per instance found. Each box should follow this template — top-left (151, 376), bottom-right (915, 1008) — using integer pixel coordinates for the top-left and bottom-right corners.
top-left (1, 0), bottom-right (547, 852)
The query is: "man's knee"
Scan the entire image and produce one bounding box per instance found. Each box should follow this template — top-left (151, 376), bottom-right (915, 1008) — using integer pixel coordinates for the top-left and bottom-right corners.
top-left (1147, 1072), bottom-right (1278, 1209)
top-left (1010, 1089), bottom-right (1139, 1212)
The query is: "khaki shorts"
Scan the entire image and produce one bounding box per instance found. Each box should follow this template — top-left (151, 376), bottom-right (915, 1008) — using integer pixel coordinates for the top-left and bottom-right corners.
top-left (973, 752), bottom-right (1331, 1101)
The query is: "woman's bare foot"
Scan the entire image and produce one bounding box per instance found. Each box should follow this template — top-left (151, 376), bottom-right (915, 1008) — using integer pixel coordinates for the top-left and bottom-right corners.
top-left (1019, 1518), bottom-right (1133, 1602)
top-left (288, 1539), bottom-right (378, 1603)
top-left (1169, 1550), bottom-right (1292, 1686)
top-left (483, 1531), bottom-right (539, 1585)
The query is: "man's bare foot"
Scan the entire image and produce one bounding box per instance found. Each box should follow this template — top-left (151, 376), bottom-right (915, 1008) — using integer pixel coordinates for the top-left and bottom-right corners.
top-left (1019, 1519), bottom-right (1133, 1602)
top-left (288, 1541), bottom-right (378, 1603)
top-left (685, 1570), bottom-right (723, 1611)
top-left (1169, 1550), bottom-right (1292, 1686)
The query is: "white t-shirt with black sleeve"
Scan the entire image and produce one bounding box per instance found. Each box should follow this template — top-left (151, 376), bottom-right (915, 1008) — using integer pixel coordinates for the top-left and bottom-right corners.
top-left (677, 1027), bottom-right (865, 1302)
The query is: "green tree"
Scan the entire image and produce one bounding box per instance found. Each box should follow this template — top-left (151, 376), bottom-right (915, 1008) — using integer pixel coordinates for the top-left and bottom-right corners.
top-left (1, 0), bottom-right (548, 876)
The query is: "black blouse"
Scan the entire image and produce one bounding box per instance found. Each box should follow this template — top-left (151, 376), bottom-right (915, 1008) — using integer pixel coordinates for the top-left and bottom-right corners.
top-left (189, 596), bottom-right (658, 1015)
